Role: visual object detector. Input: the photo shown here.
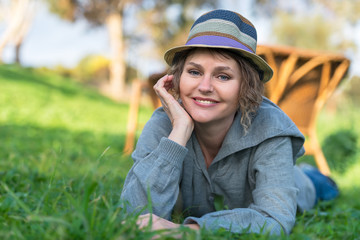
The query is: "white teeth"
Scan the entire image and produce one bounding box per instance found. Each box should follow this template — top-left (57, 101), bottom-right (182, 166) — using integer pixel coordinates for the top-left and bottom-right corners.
top-left (195, 99), bottom-right (216, 104)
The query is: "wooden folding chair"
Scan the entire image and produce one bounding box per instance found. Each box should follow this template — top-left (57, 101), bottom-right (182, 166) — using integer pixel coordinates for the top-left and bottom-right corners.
top-left (258, 45), bottom-right (350, 175)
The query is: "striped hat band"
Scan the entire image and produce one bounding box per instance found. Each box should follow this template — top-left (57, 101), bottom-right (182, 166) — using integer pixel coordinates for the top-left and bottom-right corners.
top-left (164, 9), bottom-right (273, 82)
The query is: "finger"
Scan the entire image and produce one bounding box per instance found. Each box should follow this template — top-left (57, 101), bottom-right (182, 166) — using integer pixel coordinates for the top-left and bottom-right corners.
top-left (154, 75), bottom-right (174, 92)
top-left (153, 74), bottom-right (168, 88)
top-left (163, 75), bottom-right (174, 91)
top-left (155, 82), bottom-right (177, 105)
top-left (136, 214), bottom-right (151, 229)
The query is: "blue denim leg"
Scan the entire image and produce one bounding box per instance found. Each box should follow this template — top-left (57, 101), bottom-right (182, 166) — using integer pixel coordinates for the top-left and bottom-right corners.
top-left (300, 164), bottom-right (339, 202)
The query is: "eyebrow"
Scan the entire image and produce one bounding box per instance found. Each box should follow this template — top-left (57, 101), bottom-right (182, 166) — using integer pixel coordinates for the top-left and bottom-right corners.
top-left (187, 62), bottom-right (203, 71)
top-left (186, 62), bottom-right (234, 72)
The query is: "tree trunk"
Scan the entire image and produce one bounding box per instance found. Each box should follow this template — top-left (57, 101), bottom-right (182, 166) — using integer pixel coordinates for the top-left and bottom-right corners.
top-left (15, 41), bottom-right (22, 64)
top-left (104, 12), bottom-right (126, 101)
top-left (0, 0), bottom-right (34, 63)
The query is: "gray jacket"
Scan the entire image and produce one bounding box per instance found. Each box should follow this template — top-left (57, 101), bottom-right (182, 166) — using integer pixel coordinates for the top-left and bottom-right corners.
top-left (121, 97), bottom-right (316, 235)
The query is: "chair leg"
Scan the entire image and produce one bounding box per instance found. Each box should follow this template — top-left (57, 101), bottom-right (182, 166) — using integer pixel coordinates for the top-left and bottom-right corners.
top-left (123, 80), bottom-right (142, 155)
top-left (309, 130), bottom-right (331, 176)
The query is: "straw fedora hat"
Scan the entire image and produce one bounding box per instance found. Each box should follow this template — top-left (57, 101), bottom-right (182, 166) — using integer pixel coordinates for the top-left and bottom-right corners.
top-left (164, 9), bottom-right (273, 82)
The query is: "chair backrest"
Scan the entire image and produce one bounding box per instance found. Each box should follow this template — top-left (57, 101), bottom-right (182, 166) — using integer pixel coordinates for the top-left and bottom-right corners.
top-left (257, 45), bottom-right (350, 134)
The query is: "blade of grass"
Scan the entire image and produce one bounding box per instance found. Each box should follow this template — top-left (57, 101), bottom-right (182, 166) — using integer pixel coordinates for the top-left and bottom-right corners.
top-left (1, 183), bottom-right (31, 214)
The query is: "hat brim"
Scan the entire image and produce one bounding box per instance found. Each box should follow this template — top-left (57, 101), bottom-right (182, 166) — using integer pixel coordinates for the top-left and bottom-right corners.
top-left (164, 44), bottom-right (273, 83)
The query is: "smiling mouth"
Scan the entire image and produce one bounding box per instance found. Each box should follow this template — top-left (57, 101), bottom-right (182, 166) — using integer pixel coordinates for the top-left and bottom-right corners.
top-left (193, 98), bottom-right (218, 104)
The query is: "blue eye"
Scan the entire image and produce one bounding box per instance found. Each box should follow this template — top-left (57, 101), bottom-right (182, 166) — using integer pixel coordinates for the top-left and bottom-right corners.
top-left (218, 75), bottom-right (230, 81)
top-left (189, 70), bottom-right (200, 76)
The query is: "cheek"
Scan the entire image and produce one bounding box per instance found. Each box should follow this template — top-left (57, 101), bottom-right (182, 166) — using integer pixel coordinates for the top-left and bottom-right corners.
top-left (223, 85), bottom-right (240, 105)
top-left (179, 75), bottom-right (191, 95)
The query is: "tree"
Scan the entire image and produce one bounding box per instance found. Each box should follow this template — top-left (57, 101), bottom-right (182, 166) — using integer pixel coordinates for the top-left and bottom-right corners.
top-left (45, 0), bottom-right (133, 101)
top-left (272, 12), bottom-right (352, 52)
top-left (0, 0), bottom-right (36, 64)
top-left (253, 0), bottom-right (359, 53)
top-left (315, 0), bottom-right (360, 24)
top-left (44, 0), bottom-right (218, 101)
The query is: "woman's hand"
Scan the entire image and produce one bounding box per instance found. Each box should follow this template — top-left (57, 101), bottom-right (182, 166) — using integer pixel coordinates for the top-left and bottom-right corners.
top-left (137, 213), bottom-right (200, 238)
top-left (153, 75), bottom-right (194, 146)
top-left (137, 213), bottom-right (180, 230)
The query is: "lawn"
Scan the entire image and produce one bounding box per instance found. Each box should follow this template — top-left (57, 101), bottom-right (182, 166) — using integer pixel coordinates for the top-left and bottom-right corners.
top-left (0, 64), bottom-right (359, 239)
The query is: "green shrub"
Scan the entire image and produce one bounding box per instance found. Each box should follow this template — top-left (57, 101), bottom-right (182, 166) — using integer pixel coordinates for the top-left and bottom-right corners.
top-left (51, 55), bottom-right (139, 87)
top-left (73, 54), bottom-right (110, 85)
top-left (322, 129), bottom-right (358, 174)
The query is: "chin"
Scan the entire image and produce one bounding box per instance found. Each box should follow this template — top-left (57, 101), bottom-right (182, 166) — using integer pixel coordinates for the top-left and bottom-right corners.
top-left (189, 112), bottom-right (217, 124)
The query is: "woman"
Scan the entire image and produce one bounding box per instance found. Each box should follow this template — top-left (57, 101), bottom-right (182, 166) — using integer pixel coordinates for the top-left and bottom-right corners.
top-left (121, 9), bottom-right (338, 235)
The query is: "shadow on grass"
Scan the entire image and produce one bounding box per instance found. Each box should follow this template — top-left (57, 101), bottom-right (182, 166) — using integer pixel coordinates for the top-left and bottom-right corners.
top-left (0, 124), bottom-right (133, 179)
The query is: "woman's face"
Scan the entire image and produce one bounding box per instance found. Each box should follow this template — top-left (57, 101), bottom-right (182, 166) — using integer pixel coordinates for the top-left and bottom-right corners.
top-left (179, 48), bottom-right (241, 127)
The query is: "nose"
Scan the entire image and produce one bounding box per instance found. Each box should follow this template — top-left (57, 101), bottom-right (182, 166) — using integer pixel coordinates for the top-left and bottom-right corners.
top-left (198, 75), bottom-right (213, 93)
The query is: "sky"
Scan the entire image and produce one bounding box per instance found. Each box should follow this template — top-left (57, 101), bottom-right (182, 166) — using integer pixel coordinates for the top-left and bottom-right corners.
top-left (1, 3), bottom-right (109, 68)
top-left (0, 1), bottom-right (359, 77)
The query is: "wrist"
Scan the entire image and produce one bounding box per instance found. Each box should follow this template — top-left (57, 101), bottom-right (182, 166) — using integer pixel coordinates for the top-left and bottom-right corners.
top-left (168, 123), bottom-right (193, 147)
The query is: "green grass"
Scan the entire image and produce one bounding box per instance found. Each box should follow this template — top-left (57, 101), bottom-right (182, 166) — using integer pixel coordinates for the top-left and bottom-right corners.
top-left (1, 64), bottom-right (359, 239)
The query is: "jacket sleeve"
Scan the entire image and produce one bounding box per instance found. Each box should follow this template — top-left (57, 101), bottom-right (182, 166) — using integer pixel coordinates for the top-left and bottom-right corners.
top-left (184, 137), bottom-right (298, 235)
top-left (120, 108), bottom-right (188, 220)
